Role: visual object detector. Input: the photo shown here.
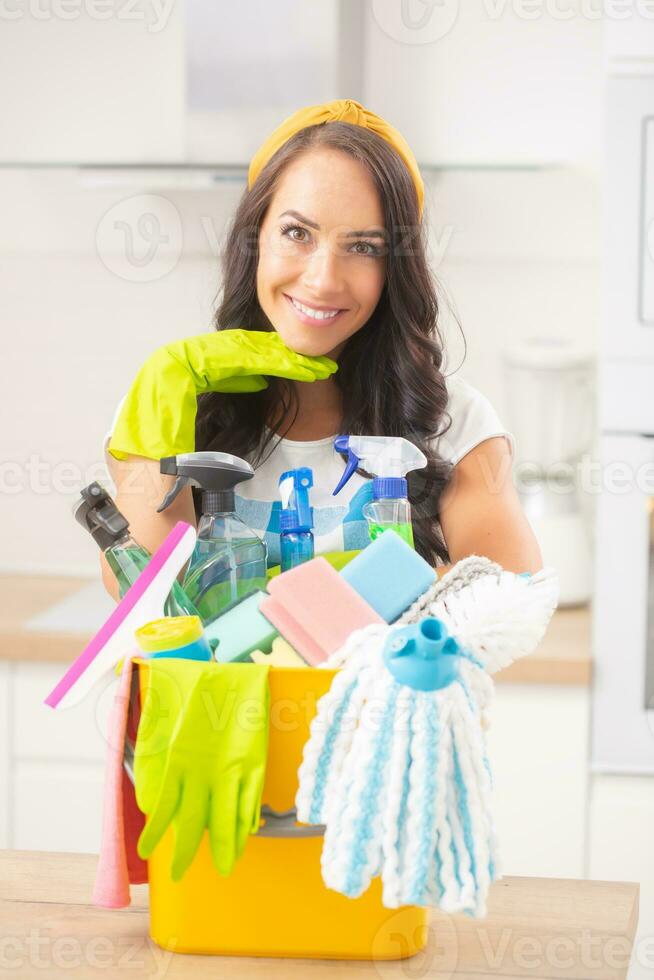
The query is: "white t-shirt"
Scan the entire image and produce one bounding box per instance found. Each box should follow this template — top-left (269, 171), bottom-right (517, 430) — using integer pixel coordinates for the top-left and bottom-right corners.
top-left (104, 374), bottom-right (514, 569)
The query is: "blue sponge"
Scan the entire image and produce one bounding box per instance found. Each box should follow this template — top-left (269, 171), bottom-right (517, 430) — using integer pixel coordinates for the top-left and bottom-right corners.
top-left (205, 590), bottom-right (278, 663)
top-left (340, 530), bottom-right (436, 622)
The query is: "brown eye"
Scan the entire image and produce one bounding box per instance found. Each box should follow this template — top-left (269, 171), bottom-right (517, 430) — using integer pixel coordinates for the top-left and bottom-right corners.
top-left (350, 240), bottom-right (381, 257)
top-left (280, 223), bottom-right (309, 244)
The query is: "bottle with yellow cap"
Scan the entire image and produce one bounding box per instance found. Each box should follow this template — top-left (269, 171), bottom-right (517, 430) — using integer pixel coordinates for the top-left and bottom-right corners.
top-left (135, 616), bottom-right (213, 662)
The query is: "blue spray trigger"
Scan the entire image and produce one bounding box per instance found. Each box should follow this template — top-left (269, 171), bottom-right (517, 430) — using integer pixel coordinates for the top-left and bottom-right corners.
top-left (383, 618), bottom-right (461, 692)
top-left (332, 435), bottom-right (360, 496)
top-left (279, 467), bottom-right (314, 533)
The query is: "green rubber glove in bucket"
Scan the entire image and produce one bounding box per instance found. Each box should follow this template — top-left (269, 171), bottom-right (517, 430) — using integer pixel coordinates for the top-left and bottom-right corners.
top-left (134, 659), bottom-right (270, 881)
top-left (108, 329), bottom-right (338, 461)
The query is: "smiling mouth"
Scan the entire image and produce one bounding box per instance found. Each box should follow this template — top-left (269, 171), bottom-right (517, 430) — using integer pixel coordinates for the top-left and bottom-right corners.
top-left (284, 294), bottom-right (347, 323)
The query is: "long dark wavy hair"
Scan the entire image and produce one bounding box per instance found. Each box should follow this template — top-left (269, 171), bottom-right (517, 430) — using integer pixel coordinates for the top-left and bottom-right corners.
top-left (196, 120), bottom-right (456, 566)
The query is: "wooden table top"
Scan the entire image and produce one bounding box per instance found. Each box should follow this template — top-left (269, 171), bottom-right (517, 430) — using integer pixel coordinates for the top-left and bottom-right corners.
top-left (0, 573), bottom-right (592, 685)
top-left (0, 850), bottom-right (638, 979)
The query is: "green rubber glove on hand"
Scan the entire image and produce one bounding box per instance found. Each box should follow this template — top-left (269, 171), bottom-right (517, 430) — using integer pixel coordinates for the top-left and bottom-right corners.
top-left (135, 659), bottom-right (270, 881)
top-left (108, 329), bottom-right (338, 461)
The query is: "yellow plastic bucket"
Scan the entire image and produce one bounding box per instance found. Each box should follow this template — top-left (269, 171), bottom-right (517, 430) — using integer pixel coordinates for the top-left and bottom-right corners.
top-left (137, 661), bottom-right (429, 960)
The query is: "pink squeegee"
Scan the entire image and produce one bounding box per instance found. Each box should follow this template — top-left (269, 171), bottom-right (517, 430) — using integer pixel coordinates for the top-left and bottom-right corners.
top-left (260, 557), bottom-right (383, 665)
top-left (44, 521), bottom-right (196, 710)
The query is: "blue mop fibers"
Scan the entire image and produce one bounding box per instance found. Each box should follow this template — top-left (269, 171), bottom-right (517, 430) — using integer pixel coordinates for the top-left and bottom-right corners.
top-left (309, 678), bottom-right (358, 825)
top-left (457, 673), bottom-right (496, 883)
top-left (395, 690), bottom-right (416, 871)
top-left (459, 671), bottom-right (494, 791)
top-left (406, 694), bottom-right (439, 905)
top-left (453, 741), bottom-right (477, 889)
top-left (343, 686), bottom-right (399, 898)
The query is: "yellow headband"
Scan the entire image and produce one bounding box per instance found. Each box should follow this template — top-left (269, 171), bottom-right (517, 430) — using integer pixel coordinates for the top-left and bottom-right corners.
top-left (248, 98), bottom-right (424, 218)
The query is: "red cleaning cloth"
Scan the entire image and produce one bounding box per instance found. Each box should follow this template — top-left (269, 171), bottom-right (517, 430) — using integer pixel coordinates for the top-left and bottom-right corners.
top-left (92, 656), bottom-right (147, 908)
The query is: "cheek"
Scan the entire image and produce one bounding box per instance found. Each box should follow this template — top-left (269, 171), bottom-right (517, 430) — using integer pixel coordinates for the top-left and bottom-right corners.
top-left (356, 264), bottom-right (386, 316)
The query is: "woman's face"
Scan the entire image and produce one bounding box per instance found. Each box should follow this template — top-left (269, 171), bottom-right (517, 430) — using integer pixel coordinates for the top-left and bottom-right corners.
top-left (256, 147), bottom-right (387, 360)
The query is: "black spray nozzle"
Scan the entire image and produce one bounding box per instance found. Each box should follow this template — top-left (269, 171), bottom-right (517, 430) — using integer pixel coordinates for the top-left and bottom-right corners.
top-left (157, 452), bottom-right (255, 514)
top-left (73, 482), bottom-right (130, 551)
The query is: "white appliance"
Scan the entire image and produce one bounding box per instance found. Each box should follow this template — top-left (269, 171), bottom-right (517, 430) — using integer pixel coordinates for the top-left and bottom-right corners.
top-left (592, 65), bottom-right (654, 773)
top-left (503, 339), bottom-right (595, 607)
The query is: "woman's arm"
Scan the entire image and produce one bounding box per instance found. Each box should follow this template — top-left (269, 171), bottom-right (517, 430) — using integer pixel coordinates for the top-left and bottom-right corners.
top-left (99, 455), bottom-right (197, 601)
top-left (437, 436), bottom-right (542, 576)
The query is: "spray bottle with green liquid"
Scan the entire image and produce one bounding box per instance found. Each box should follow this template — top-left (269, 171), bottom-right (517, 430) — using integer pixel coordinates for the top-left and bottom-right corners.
top-left (73, 482), bottom-right (199, 617)
top-left (332, 435), bottom-right (427, 548)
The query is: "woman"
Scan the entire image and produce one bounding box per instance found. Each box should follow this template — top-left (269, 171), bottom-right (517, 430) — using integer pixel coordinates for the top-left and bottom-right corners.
top-left (103, 100), bottom-right (541, 597)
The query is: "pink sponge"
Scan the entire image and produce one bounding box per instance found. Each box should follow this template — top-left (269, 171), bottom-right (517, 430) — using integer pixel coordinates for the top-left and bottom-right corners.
top-left (260, 557), bottom-right (383, 666)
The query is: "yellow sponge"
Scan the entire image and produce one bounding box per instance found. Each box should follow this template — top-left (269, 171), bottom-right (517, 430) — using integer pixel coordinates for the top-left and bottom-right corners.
top-left (250, 637), bottom-right (307, 668)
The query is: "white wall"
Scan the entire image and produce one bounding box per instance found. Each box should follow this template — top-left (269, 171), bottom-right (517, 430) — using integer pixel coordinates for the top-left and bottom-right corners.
top-left (363, 0), bottom-right (604, 173)
top-left (0, 170), bottom-right (241, 574)
top-left (363, 0), bottom-right (603, 412)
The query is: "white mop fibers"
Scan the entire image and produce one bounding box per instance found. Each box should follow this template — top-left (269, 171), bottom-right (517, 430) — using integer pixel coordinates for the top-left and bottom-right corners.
top-left (295, 564), bottom-right (559, 916)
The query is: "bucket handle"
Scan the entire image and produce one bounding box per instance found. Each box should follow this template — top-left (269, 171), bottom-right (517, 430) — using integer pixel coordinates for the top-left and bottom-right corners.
top-left (257, 806), bottom-right (324, 838)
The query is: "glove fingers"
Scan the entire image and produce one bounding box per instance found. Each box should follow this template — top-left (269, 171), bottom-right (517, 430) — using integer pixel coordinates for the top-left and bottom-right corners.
top-left (302, 356), bottom-right (338, 379)
top-left (137, 772), bottom-right (181, 860)
top-left (170, 778), bottom-right (210, 881)
top-left (235, 776), bottom-right (264, 859)
top-left (208, 775), bottom-right (240, 876)
top-left (266, 360), bottom-right (336, 383)
top-left (215, 375), bottom-right (269, 393)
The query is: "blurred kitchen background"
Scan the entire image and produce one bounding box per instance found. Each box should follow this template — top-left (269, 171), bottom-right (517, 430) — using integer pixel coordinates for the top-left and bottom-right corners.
top-left (0, 0), bottom-right (653, 963)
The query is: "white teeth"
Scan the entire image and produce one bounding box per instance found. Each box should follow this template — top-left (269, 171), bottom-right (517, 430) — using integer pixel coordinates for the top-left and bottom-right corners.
top-left (291, 297), bottom-right (341, 320)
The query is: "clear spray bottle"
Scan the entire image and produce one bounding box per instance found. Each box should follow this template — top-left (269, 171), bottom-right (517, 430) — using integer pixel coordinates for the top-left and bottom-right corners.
top-left (157, 452), bottom-right (267, 624)
top-left (332, 435), bottom-right (427, 548)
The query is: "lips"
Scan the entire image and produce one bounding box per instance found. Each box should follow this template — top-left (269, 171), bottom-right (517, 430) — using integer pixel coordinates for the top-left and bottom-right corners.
top-left (284, 293), bottom-right (347, 325)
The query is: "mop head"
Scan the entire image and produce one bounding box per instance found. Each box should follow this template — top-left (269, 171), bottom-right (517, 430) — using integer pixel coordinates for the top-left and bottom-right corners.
top-left (295, 561), bottom-right (559, 917)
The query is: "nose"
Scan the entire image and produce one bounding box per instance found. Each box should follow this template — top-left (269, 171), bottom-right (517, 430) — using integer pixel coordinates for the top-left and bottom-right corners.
top-left (300, 238), bottom-right (346, 299)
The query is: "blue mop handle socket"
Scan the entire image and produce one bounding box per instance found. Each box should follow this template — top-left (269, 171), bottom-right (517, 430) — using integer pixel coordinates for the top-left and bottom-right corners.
top-left (383, 617), bottom-right (462, 691)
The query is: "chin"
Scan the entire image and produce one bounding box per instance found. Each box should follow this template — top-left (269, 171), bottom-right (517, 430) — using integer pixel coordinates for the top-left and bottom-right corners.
top-left (275, 323), bottom-right (338, 359)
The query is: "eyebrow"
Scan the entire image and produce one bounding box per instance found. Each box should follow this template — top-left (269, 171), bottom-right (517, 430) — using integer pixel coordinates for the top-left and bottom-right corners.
top-left (279, 210), bottom-right (387, 240)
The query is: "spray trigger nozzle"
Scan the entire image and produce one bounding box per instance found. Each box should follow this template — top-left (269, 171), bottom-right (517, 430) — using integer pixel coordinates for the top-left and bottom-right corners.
top-left (332, 436), bottom-right (361, 496)
top-left (279, 467), bottom-right (314, 533)
top-left (332, 435), bottom-right (428, 498)
top-left (157, 452), bottom-right (255, 513)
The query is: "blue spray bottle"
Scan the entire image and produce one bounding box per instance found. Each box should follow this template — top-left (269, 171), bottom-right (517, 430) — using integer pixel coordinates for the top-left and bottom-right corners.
top-left (278, 467), bottom-right (315, 572)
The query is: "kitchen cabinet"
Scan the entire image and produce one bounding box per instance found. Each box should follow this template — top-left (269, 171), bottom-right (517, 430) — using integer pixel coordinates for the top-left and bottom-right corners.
top-left (184, 0), bottom-right (364, 163)
top-left (0, 6), bottom-right (186, 163)
top-left (606, 13), bottom-right (654, 68)
top-left (0, 0), bottom-right (363, 165)
top-left (2, 662), bottom-right (112, 854)
top-left (487, 683), bottom-right (590, 879)
top-left (363, 0), bottom-right (603, 168)
top-left (13, 764), bottom-right (104, 854)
